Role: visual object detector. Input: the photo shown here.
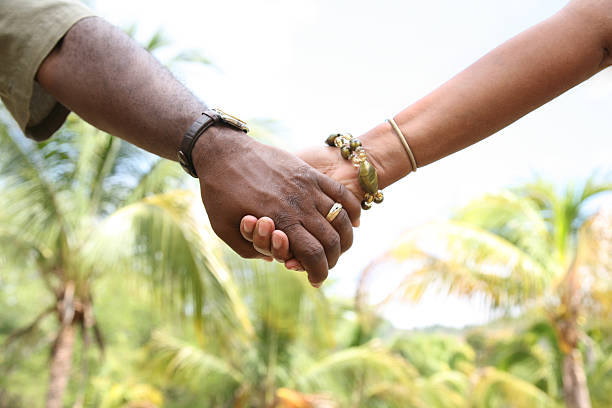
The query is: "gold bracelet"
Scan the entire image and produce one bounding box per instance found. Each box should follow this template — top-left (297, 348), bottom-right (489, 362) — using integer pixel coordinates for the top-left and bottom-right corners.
top-left (387, 118), bottom-right (417, 173)
top-left (326, 133), bottom-right (383, 210)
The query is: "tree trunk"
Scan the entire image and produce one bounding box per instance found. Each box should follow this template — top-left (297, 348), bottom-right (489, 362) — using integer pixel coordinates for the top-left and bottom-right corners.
top-left (562, 349), bottom-right (591, 408)
top-left (556, 260), bottom-right (591, 408)
top-left (46, 323), bottom-right (76, 408)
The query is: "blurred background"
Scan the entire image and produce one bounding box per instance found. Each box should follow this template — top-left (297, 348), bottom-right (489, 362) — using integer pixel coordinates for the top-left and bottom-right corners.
top-left (1, 0), bottom-right (611, 407)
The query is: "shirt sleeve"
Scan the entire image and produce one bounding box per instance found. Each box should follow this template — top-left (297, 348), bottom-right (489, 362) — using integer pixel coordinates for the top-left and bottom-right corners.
top-left (0, 0), bottom-right (94, 141)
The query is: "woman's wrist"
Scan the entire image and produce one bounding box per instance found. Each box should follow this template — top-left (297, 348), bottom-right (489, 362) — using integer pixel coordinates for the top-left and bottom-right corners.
top-left (360, 121), bottom-right (414, 189)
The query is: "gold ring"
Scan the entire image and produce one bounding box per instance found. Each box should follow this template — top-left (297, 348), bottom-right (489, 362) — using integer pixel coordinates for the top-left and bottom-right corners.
top-left (326, 203), bottom-right (343, 223)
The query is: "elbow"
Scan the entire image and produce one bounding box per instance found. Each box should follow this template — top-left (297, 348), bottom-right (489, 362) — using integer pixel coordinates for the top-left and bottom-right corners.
top-left (567, 0), bottom-right (612, 68)
top-left (604, 46), bottom-right (611, 68)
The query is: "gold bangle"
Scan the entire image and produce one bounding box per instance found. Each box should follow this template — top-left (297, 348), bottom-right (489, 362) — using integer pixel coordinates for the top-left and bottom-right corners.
top-left (387, 118), bottom-right (417, 173)
top-left (326, 133), bottom-right (384, 210)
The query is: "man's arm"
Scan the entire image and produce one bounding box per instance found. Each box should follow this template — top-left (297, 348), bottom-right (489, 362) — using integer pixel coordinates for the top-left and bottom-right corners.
top-left (36, 17), bottom-right (200, 160)
top-left (35, 16), bottom-right (361, 286)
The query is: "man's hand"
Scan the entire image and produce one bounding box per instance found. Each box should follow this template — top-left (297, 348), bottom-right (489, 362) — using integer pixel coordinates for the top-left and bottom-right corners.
top-left (239, 144), bottom-right (370, 272)
top-left (194, 127), bottom-right (361, 287)
top-left (296, 145), bottom-right (364, 200)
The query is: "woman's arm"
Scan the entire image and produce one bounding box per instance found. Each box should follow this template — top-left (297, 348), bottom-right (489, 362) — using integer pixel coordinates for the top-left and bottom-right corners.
top-left (369, 0), bottom-right (612, 187)
top-left (242, 0), bottom-right (612, 269)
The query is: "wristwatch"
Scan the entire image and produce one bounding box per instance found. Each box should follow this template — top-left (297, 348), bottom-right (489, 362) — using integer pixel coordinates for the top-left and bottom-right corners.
top-left (177, 108), bottom-right (249, 177)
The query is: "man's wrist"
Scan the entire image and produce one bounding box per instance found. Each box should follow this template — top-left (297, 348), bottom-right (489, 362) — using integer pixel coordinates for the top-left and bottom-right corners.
top-left (192, 125), bottom-right (253, 182)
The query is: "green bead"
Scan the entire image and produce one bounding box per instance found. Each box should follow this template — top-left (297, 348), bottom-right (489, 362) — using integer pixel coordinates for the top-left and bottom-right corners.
top-left (349, 139), bottom-right (362, 151)
top-left (358, 161), bottom-right (379, 195)
top-left (373, 191), bottom-right (384, 204)
top-left (340, 146), bottom-right (351, 159)
top-left (326, 134), bottom-right (340, 146)
top-left (361, 200), bottom-right (373, 210)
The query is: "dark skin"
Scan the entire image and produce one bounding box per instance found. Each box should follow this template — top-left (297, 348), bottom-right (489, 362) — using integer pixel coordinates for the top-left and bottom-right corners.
top-left (35, 17), bottom-right (361, 287)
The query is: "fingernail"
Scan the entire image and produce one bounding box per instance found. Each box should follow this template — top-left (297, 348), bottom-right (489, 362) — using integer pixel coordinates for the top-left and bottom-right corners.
top-left (272, 234), bottom-right (282, 250)
top-left (354, 218), bottom-right (360, 228)
top-left (244, 221), bottom-right (254, 234)
top-left (258, 222), bottom-right (267, 235)
top-left (312, 282), bottom-right (322, 288)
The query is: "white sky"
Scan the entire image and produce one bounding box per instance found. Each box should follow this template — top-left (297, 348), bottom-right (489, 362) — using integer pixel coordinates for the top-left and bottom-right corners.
top-left (94, 0), bottom-right (612, 329)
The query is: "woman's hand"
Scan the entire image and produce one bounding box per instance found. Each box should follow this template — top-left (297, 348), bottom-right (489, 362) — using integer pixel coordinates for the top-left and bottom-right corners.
top-left (297, 145), bottom-right (364, 201)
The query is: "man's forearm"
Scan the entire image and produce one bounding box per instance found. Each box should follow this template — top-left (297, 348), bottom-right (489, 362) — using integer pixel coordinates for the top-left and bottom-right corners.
top-left (36, 16), bottom-right (202, 160)
top-left (34, 15), bottom-right (362, 284)
top-left (363, 0), bottom-right (612, 187)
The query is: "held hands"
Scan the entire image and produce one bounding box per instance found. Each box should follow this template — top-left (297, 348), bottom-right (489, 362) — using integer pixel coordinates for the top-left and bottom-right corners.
top-left (239, 144), bottom-right (369, 276)
top-left (193, 127), bottom-right (361, 287)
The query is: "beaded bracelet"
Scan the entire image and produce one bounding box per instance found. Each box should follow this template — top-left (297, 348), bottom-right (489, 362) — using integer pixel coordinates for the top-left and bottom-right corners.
top-left (326, 133), bottom-right (383, 210)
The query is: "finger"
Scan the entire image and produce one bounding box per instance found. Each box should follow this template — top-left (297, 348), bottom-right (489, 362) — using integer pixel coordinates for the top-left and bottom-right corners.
top-left (318, 201), bottom-right (353, 253)
top-left (317, 174), bottom-right (361, 227)
top-left (229, 230), bottom-right (275, 260)
top-left (285, 259), bottom-right (304, 271)
top-left (253, 217), bottom-right (275, 257)
top-left (268, 227), bottom-right (303, 269)
top-left (302, 198), bottom-right (342, 269)
top-left (284, 224), bottom-right (328, 287)
top-left (271, 230), bottom-right (292, 261)
top-left (240, 215), bottom-right (258, 242)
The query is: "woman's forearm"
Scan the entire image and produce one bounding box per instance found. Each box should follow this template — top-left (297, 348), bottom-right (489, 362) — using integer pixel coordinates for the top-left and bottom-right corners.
top-left (365, 0), bottom-right (612, 188)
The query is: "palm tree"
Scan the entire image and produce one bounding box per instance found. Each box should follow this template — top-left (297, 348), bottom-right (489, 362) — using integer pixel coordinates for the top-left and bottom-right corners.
top-left (0, 116), bottom-right (250, 407)
top-left (388, 325), bottom-right (561, 408)
top-left (0, 26), bottom-right (236, 407)
top-left (147, 260), bottom-right (421, 408)
top-left (357, 178), bottom-right (612, 408)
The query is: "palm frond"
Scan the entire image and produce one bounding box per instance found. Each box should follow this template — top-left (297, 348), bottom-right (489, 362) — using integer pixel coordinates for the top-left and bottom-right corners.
top-left (147, 331), bottom-right (245, 385)
top-left (227, 257), bottom-right (334, 348)
top-left (588, 352), bottom-right (612, 407)
top-left (455, 190), bottom-right (553, 269)
top-left (170, 50), bottom-right (212, 66)
top-left (381, 221), bottom-right (551, 309)
top-left (76, 130), bottom-right (121, 214)
top-left (144, 29), bottom-right (170, 53)
top-left (418, 370), bottom-right (470, 408)
top-left (471, 367), bottom-right (560, 407)
top-left (88, 190), bottom-right (252, 336)
top-left (123, 158), bottom-right (186, 205)
top-left (298, 341), bottom-right (418, 392)
top-left (0, 127), bottom-right (69, 249)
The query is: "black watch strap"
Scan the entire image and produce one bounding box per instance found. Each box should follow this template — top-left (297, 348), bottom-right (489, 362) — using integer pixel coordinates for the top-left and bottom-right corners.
top-left (177, 110), bottom-right (220, 178)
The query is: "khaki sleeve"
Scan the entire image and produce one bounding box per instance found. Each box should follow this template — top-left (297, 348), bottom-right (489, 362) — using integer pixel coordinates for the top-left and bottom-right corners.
top-left (0, 0), bottom-right (94, 141)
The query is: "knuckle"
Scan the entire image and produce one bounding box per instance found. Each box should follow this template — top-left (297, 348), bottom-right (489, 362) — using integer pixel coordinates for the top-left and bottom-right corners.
top-left (335, 182), bottom-right (348, 199)
top-left (323, 232), bottom-right (341, 253)
top-left (302, 243), bottom-right (325, 262)
top-left (341, 231), bottom-right (353, 252)
top-left (334, 211), bottom-right (353, 251)
top-left (274, 213), bottom-right (299, 231)
top-left (335, 208), bottom-right (350, 225)
top-left (287, 165), bottom-right (315, 193)
top-left (283, 193), bottom-right (303, 211)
